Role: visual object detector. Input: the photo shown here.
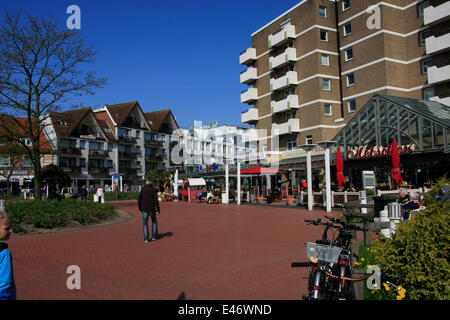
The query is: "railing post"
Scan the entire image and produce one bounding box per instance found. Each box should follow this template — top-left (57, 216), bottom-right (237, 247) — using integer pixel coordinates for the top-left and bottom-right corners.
top-left (344, 191), bottom-right (348, 203)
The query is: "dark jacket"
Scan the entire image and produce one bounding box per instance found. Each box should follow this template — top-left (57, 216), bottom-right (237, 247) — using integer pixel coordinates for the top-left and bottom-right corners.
top-left (138, 184), bottom-right (160, 213)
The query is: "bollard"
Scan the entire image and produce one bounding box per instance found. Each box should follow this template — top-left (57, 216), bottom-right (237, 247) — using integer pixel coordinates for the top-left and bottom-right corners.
top-left (380, 205), bottom-right (390, 238)
top-left (387, 202), bottom-right (402, 236)
top-left (0, 199), bottom-right (5, 212)
top-left (360, 190), bottom-right (367, 214)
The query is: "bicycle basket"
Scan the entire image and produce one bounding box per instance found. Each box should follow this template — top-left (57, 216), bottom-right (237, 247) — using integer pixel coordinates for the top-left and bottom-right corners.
top-left (305, 242), bottom-right (343, 264)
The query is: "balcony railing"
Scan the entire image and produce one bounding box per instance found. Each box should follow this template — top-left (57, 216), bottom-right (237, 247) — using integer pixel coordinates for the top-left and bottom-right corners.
top-left (118, 135), bottom-right (137, 144)
top-left (239, 47), bottom-right (257, 65)
top-left (268, 24), bottom-right (295, 48)
top-left (240, 67), bottom-right (258, 84)
top-left (424, 2), bottom-right (450, 26)
top-left (119, 151), bottom-right (138, 159)
top-left (119, 168), bottom-right (137, 175)
top-left (59, 165), bottom-right (82, 174)
top-left (270, 71), bottom-right (297, 91)
top-left (425, 33), bottom-right (450, 55)
top-left (88, 149), bottom-right (109, 157)
top-left (240, 87), bottom-right (258, 104)
top-left (272, 118), bottom-right (300, 136)
top-left (58, 146), bottom-right (82, 155)
top-left (270, 47), bottom-right (296, 69)
top-left (271, 95), bottom-right (299, 114)
top-left (144, 139), bottom-right (163, 147)
top-left (241, 108), bottom-right (259, 124)
top-left (427, 65), bottom-right (450, 85)
top-left (88, 167), bottom-right (111, 175)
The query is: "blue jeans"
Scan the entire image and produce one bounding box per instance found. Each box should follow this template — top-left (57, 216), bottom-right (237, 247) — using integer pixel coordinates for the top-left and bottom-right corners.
top-left (142, 211), bottom-right (158, 241)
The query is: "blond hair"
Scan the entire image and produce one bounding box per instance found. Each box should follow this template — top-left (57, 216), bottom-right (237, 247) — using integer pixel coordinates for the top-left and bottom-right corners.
top-left (0, 211), bottom-right (11, 225)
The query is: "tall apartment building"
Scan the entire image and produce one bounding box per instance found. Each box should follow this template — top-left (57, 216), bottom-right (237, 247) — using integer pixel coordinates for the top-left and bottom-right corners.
top-left (240, 0), bottom-right (450, 156)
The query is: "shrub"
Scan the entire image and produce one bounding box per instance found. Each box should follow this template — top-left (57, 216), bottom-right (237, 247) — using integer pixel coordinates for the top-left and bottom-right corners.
top-left (371, 200), bottom-right (450, 300)
top-left (5, 199), bottom-right (117, 232)
top-left (422, 175), bottom-right (449, 207)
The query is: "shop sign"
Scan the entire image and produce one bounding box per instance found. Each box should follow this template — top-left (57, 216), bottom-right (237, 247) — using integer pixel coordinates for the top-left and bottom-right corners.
top-left (347, 144), bottom-right (416, 160)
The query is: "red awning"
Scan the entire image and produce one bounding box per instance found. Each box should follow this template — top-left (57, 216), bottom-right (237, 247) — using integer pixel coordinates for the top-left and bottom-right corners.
top-left (232, 166), bottom-right (287, 175)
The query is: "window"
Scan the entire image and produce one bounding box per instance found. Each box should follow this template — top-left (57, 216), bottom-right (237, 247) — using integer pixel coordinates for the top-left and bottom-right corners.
top-left (423, 87), bottom-right (435, 100)
top-left (342, 0), bottom-right (351, 11)
top-left (324, 104), bottom-right (332, 116)
top-left (343, 23), bottom-right (352, 36)
top-left (56, 119), bottom-right (68, 126)
top-left (418, 1), bottom-right (430, 18)
top-left (135, 130), bottom-right (140, 139)
top-left (306, 135), bottom-right (313, 145)
top-left (348, 99), bottom-right (357, 112)
top-left (107, 160), bottom-right (113, 168)
top-left (20, 138), bottom-right (32, 146)
top-left (421, 58), bottom-right (434, 74)
top-left (287, 138), bottom-right (297, 150)
top-left (79, 158), bottom-right (86, 168)
top-left (108, 143), bottom-right (113, 151)
top-left (347, 73), bottom-right (355, 86)
top-left (320, 30), bottom-right (328, 42)
top-left (419, 29), bottom-right (432, 46)
top-left (0, 156), bottom-right (10, 167)
top-left (322, 78), bottom-right (331, 91)
top-left (345, 48), bottom-right (353, 61)
top-left (321, 54), bottom-right (330, 66)
top-left (319, 6), bottom-right (327, 18)
top-left (79, 140), bottom-right (85, 149)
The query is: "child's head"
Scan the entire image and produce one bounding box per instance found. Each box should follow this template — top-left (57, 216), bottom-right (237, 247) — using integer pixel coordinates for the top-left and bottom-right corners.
top-left (0, 211), bottom-right (12, 241)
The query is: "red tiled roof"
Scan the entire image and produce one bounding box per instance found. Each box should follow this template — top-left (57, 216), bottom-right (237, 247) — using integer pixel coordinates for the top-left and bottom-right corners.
top-left (144, 109), bottom-right (179, 132)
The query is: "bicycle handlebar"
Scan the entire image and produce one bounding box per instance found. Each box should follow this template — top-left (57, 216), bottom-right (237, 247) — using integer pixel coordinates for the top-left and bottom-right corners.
top-left (324, 215), bottom-right (368, 232)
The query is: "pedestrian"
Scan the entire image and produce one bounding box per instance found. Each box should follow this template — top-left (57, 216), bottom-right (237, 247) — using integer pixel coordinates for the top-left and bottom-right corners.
top-left (0, 211), bottom-right (16, 300)
top-left (138, 180), bottom-right (161, 243)
top-left (79, 185), bottom-right (88, 200)
top-left (96, 186), bottom-right (104, 203)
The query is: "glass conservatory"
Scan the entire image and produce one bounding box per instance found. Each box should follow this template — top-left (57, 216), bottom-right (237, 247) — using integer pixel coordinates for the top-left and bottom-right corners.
top-left (332, 94), bottom-right (450, 189)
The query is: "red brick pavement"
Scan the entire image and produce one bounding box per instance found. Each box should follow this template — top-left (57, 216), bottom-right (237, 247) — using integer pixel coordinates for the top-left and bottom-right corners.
top-left (9, 201), bottom-right (343, 300)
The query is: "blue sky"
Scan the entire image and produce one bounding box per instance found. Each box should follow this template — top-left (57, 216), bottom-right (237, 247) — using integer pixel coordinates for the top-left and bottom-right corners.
top-left (1, 0), bottom-right (301, 129)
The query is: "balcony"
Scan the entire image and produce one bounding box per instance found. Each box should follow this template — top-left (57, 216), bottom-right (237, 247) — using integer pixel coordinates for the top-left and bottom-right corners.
top-left (144, 139), bottom-right (163, 147)
top-left (88, 167), bottom-right (111, 175)
top-left (241, 108), bottom-right (259, 124)
top-left (425, 33), bottom-right (450, 55)
top-left (270, 71), bottom-right (297, 91)
top-left (58, 146), bottom-right (82, 156)
top-left (268, 24), bottom-right (295, 48)
top-left (240, 67), bottom-right (258, 84)
top-left (119, 168), bottom-right (137, 176)
top-left (269, 47), bottom-right (296, 69)
top-left (88, 149), bottom-right (109, 158)
top-left (239, 47), bottom-right (256, 65)
top-left (272, 118), bottom-right (300, 136)
top-left (424, 2), bottom-right (450, 26)
top-left (59, 165), bottom-right (82, 174)
top-left (271, 95), bottom-right (299, 114)
top-left (241, 87), bottom-right (258, 104)
top-left (119, 151), bottom-right (138, 160)
top-left (427, 64), bottom-right (450, 85)
top-left (118, 135), bottom-right (137, 144)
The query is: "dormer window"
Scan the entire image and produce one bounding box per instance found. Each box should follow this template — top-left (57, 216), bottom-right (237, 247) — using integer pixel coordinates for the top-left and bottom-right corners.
top-left (56, 119), bottom-right (68, 126)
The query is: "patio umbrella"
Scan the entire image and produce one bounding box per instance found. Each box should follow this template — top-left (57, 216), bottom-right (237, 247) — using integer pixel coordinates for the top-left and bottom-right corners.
top-left (336, 147), bottom-right (346, 188)
top-left (391, 140), bottom-right (403, 187)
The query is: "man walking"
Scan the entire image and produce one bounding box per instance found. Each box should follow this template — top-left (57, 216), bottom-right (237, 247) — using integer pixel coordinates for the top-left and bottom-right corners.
top-left (138, 180), bottom-right (161, 243)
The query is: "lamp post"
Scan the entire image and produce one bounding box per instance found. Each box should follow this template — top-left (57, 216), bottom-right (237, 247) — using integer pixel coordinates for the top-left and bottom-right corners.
top-left (237, 161), bottom-right (241, 205)
top-left (299, 143), bottom-right (318, 211)
top-left (317, 141), bottom-right (337, 213)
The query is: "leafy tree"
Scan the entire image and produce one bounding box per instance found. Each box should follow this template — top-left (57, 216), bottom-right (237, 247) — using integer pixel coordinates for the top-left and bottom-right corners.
top-left (0, 10), bottom-right (107, 199)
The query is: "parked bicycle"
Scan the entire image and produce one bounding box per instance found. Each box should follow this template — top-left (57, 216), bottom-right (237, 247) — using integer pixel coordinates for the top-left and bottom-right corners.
top-left (291, 216), bottom-right (370, 300)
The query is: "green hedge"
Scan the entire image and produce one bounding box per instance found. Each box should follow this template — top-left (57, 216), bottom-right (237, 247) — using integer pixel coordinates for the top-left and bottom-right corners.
top-left (5, 199), bottom-right (117, 232)
top-left (370, 199), bottom-right (450, 300)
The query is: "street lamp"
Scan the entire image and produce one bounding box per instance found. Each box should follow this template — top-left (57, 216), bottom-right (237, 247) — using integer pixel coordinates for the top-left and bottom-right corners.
top-left (299, 143), bottom-right (318, 211)
top-left (317, 141), bottom-right (337, 213)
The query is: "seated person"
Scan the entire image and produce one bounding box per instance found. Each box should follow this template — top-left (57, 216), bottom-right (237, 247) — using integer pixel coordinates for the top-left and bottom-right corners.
top-left (401, 191), bottom-right (421, 220)
top-left (396, 188), bottom-right (409, 204)
top-left (195, 189), bottom-right (207, 202)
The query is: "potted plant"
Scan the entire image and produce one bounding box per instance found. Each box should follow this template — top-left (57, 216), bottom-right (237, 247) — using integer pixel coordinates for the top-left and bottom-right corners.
top-left (249, 189), bottom-right (255, 202)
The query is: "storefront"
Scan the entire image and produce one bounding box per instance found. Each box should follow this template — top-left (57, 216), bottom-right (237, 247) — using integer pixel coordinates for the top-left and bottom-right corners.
top-left (332, 94), bottom-right (450, 189)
